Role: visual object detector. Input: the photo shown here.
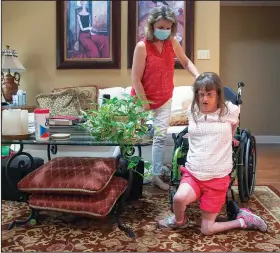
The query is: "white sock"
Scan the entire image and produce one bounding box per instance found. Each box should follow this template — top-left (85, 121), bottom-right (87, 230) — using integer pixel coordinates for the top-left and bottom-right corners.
top-left (238, 218), bottom-right (245, 228)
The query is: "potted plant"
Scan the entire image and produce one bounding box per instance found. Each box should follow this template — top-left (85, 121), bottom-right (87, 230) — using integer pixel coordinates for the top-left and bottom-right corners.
top-left (81, 94), bottom-right (153, 176)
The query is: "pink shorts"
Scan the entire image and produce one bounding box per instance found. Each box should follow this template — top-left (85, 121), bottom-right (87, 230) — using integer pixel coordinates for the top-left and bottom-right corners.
top-left (180, 167), bottom-right (230, 213)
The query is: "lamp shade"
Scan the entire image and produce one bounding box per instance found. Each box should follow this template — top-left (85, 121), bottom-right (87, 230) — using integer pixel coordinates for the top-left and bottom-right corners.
top-left (1, 45), bottom-right (26, 72)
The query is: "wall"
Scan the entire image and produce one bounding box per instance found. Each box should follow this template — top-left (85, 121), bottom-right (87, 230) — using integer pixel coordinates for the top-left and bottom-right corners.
top-left (220, 6), bottom-right (280, 135)
top-left (2, 1), bottom-right (220, 105)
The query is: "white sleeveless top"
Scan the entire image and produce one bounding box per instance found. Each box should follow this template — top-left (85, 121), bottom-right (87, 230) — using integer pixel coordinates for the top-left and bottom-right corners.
top-left (185, 101), bottom-right (240, 181)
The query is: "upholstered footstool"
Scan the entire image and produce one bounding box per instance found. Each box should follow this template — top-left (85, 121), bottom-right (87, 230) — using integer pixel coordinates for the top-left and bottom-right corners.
top-left (16, 157), bottom-right (135, 237)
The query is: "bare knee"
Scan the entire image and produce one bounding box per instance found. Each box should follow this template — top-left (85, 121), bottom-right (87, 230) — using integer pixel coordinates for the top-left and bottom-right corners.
top-left (173, 183), bottom-right (197, 207)
top-left (173, 193), bottom-right (185, 206)
top-left (200, 210), bottom-right (219, 235)
top-left (200, 216), bottom-right (217, 235)
top-left (201, 223), bottom-right (215, 236)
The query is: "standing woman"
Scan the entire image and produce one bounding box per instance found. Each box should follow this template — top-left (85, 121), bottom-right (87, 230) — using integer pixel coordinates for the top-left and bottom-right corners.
top-left (131, 6), bottom-right (199, 190)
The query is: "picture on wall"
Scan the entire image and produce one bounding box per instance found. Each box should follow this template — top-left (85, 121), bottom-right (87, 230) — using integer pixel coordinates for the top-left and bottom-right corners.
top-left (56, 1), bottom-right (121, 69)
top-left (127, 0), bottom-right (194, 69)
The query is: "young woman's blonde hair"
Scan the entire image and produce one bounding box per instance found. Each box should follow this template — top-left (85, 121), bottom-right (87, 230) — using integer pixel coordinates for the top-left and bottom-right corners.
top-left (191, 72), bottom-right (228, 123)
top-left (144, 5), bottom-right (178, 41)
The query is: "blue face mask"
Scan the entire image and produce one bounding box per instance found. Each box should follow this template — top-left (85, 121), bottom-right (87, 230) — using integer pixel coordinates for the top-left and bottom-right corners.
top-left (154, 28), bottom-right (171, 40)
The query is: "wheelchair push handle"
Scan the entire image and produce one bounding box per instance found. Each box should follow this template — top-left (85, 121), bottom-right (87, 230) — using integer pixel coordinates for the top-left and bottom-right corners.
top-left (237, 81), bottom-right (245, 105)
top-left (238, 81), bottom-right (245, 88)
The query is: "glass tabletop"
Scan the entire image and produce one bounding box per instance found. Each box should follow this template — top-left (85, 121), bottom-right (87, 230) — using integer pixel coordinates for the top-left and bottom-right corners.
top-left (1, 126), bottom-right (152, 146)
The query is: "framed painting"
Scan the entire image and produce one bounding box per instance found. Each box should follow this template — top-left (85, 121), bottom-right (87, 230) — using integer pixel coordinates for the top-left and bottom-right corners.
top-left (127, 0), bottom-right (194, 69)
top-left (56, 1), bottom-right (121, 69)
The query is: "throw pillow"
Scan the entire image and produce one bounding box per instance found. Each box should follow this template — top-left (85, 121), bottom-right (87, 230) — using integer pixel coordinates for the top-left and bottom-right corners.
top-left (36, 89), bottom-right (81, 116)
top-left (18, 157), bottom-right (117, 195)
top-left (28, 176), bottom-right (128, 218)
top-left (52, 85), bottom-right (99, 111)
top-left (169, 110), bottom-right (188, 126)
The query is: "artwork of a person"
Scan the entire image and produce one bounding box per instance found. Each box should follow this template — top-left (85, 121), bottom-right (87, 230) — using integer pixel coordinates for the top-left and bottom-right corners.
top-left (76, 0), bottom-right (109, 58)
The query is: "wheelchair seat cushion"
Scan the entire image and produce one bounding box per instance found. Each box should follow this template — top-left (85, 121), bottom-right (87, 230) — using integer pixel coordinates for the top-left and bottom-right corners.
top-left (28, 176), bottom-right (128, 218)
top-left (18, 157), bottom-right (117, 195)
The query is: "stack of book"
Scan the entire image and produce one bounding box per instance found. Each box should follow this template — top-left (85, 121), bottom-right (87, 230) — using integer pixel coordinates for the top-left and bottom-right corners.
top-left (49, 116), bottom-right (84, 126)
top-left (49, 118), bottom-right (73, 126)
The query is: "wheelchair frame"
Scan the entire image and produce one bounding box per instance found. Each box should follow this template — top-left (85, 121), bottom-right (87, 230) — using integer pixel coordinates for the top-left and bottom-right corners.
top-left (169, 82), bottom-right (257, 220)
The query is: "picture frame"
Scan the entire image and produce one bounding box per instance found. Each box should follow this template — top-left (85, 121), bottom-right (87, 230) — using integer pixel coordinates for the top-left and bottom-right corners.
top-left (56, 1), bottom-right (121, 69)
top-left (127, 1), bottom-right (194, 69)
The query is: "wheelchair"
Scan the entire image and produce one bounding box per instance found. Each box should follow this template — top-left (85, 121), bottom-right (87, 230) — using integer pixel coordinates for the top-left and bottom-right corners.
top-left (169, 81), bottom-right (257, 221)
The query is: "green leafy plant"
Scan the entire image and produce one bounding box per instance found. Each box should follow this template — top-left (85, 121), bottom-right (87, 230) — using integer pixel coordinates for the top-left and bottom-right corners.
top-left (80, 94), bottom-right (153, 177)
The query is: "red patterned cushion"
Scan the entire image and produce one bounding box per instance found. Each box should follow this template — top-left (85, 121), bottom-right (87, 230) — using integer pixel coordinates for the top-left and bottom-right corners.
top-left (28, 177), bottom-right (128, 218)
top-left (18, 157), bottom-right (116, 195)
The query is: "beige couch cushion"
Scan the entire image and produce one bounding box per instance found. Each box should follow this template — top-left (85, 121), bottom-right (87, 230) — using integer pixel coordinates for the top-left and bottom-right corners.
top-left (36, 89), bottom-right (82, 116)
top-left (169, 110), bottom-right (188, 126)
top-left (52, 85), bottom-right (99, 111)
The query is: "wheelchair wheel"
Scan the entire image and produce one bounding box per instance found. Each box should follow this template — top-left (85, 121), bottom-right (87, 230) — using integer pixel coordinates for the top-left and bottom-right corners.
top-left (238, 134), bottom-right (257, 202)
top-left (246, 136), bottom-right (257, 196)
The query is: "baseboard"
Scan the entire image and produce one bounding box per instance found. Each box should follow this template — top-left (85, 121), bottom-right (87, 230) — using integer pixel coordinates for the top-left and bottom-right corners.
top-left (255, 136), bottom-right (280, 144)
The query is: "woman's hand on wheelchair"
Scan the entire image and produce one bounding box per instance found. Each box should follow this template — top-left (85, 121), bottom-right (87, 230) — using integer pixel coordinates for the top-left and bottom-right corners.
top-left (232, 137), bottom-right (240, 147)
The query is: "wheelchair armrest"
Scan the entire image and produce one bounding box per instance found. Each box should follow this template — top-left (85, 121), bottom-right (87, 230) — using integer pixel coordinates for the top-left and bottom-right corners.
top-left (173, 126), bottom-right (189, 147)
top-left (172, 133), bottom-right (177, 142)
top-left (177, 126), bottom-right (188, 139)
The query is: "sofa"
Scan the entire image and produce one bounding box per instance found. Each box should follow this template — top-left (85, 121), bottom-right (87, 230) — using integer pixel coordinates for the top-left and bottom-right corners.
top-left (17, 85), bottom-right (194, 165)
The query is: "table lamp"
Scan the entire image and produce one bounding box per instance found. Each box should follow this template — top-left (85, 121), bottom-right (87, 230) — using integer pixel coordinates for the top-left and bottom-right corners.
top-left (1, 45), bottom-right (26, 103)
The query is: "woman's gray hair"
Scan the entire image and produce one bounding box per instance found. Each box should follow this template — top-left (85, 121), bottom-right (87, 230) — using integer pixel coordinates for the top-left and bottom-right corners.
top-left (144, 5), bottom-right (178, 41)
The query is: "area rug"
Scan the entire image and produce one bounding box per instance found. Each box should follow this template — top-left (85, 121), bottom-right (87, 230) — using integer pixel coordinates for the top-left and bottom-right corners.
top-left (1, 186), bottom-right (280, 252)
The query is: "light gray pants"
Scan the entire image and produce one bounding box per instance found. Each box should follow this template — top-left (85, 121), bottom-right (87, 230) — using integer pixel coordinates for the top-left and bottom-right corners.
top-left (152, 99), bottom-right (171, 176)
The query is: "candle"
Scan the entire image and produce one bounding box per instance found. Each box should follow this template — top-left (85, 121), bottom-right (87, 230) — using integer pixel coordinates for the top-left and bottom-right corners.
top-left (21, 110), bottom-right (29, 134)
top-left (2, 109), bottom-right (28, 135)
top-left (2, 110), bottom-right (12, 135)
top-left (10, 109), bottom-right (21, 135)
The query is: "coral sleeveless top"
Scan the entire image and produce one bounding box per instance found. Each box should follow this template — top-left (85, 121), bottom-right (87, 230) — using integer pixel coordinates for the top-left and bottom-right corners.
top-left (131, 39), bottom-right (175, 110)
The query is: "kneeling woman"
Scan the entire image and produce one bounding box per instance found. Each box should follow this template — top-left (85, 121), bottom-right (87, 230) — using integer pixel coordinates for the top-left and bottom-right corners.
top-left (158, 72), bottom-right (267, 235)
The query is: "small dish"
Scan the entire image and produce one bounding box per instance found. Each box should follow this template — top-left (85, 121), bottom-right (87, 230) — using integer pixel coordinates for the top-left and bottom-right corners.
top-left (51, 133), bottom-right (71, 140)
